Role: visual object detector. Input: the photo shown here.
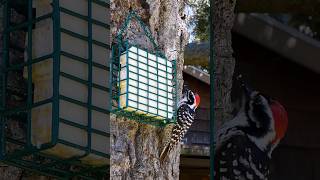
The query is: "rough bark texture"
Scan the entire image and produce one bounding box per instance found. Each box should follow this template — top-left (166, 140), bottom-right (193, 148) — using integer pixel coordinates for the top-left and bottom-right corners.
top-left (110, 0), bottom-right (188, 179)
top-left (212, 0), bottom-right (236, 130)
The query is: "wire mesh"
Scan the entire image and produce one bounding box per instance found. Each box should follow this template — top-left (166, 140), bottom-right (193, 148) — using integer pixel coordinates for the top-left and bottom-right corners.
top-left (110, 12), bottom-right (178, 127)
top-left (0, 0), bottom-right (110, 178)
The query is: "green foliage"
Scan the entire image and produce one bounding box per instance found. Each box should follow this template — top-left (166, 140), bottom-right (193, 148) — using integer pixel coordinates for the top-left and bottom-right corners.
top-left (189, 0), bottom-right (210, 41)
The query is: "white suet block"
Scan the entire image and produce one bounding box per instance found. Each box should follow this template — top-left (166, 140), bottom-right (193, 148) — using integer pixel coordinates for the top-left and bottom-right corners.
top-left (119, 46), bottom-right (175, 119)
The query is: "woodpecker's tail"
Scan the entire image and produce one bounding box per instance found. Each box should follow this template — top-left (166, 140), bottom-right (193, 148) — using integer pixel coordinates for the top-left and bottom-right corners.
top-left (160, 143), bottom-right (173, 163)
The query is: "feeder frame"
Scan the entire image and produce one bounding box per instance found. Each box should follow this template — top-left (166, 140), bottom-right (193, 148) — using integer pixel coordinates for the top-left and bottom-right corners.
top-left (110, 11), bottom-right (178, 127)
top-left (0, 0), bottom-right (110, 179)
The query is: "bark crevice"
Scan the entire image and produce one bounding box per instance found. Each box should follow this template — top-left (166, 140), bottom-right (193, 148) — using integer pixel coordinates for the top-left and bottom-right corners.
top-left (111, 0), bottom-right (188, 179)
top-left (213, 0), bottom-right (237, 130)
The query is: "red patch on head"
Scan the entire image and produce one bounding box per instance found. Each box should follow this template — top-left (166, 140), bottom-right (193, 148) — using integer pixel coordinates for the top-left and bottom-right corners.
top-left (195, 93), bottom-right (200, 108)
top-left (270, 100), bottom-right (288, 144)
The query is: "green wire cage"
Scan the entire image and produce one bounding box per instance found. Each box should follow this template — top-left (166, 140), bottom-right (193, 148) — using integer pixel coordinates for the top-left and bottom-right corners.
top-left (0, 0), bottom-right (110, 179)
top-left (110, 12), bottom-right (178, 127)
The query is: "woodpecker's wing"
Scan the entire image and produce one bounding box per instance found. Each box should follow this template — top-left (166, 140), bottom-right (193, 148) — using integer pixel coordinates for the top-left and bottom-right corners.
top-left (176, 104), bottom-right (195, 137)
top-left (214, 125), bottom-right (245, 152)
top-left (214, 135), bottom-right (270, 180)
top-left (160, 104), bottom-right (195, 162)
top-left (169, 104), bottom-right (195, 148)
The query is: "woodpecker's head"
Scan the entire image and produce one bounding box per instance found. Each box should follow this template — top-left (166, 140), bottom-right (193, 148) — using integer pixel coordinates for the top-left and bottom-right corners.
top-left (178, 85), bottom-right (200, 111)
top-left (239, 84), bottom-right (288, 156)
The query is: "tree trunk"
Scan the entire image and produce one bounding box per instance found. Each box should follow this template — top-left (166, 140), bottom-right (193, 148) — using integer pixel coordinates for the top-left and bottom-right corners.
top-left (110, 0), bottom-right (188, 179)
top-left (212, 0), bottom-right (236, 130)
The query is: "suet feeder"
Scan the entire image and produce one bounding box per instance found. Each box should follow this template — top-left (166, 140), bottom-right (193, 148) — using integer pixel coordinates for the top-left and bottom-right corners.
top-left (110, 12), bottom-right (178, 126)
top-left (0, 0), bottom-right (110, 178)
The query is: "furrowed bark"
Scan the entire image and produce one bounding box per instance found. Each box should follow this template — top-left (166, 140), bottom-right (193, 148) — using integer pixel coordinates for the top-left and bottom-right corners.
top-left (110, 0), bottom-right (188, 179)
top-left (212, 0), bottom-right (236, 129)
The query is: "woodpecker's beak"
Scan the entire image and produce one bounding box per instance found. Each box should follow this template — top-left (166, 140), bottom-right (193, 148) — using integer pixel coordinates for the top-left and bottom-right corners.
top-left (182, 84), bottom-right (189, 95)
top-left (241, 82), bottom-right (252, 100)
top-left (236, 74), bottom-right (252, 98)
top-left (245, 86), bottom-right (253, 98)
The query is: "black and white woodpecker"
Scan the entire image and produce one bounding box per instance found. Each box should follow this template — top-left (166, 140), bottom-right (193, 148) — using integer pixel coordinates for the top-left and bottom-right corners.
top-left (214, 80), bottom-right (288, 180)
top-left (160, 85), bottom-right (200, 162)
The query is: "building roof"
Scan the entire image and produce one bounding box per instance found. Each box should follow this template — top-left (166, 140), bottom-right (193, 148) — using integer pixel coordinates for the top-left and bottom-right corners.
top-left (183, 66), bottom-right (210, 85)
top-left (234, 13), bottom-right (320, 74)
top-left (185, 13), bottom-right (320, 74)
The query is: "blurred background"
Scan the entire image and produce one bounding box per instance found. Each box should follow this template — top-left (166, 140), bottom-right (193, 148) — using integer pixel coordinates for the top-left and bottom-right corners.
top-left (180, 1), bottom-right (320, 179)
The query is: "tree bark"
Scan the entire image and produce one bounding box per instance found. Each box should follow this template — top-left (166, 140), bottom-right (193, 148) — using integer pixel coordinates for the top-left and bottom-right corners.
top-left (110, 0), bottom-right (188, 179)
top-left (212, 0), bottom-right (236, 130)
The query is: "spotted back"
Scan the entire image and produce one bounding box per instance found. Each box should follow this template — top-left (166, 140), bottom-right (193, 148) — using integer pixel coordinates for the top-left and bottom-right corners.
top-left (214, 135), bottom-right (270, 180)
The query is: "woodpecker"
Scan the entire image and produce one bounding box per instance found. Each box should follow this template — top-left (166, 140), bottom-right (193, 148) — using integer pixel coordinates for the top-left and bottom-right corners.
top-left (214, 82), bottom-right (288, 180)
top-left (160, 85), bottom-right (200, 162)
